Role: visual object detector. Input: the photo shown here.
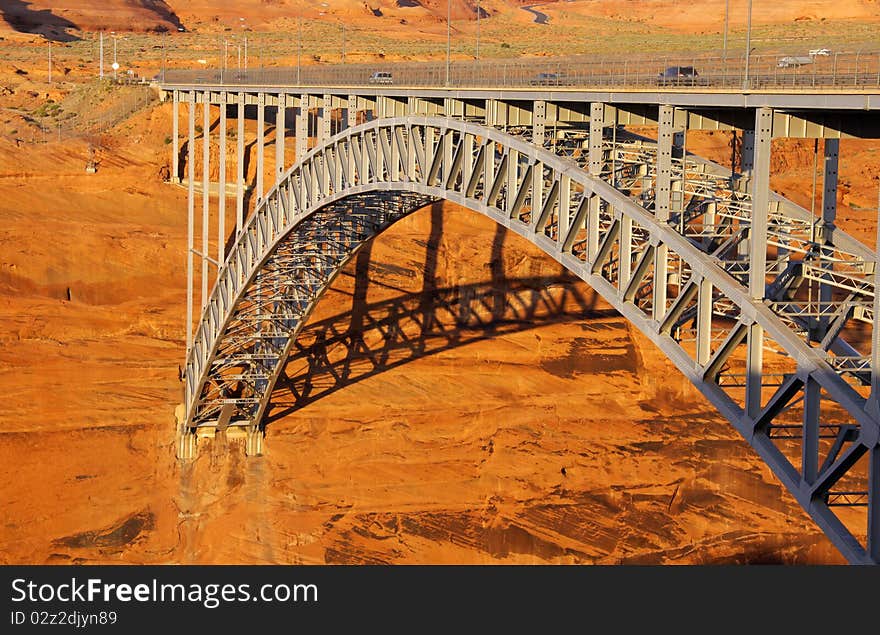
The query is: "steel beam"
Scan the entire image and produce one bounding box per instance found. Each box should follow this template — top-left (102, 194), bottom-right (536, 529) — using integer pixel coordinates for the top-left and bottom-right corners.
top-left (256, 92), bottom-right (265, 201)
top-left (186, 92), bottom-right (195, 354)
top-left (276, 93), bottom-right (286, 183)
top-left (749, 108), bottom-right (773, 300)
top-left (745, 321), bottom-right (764, 419)
top-left (171, 90), bottom-right (180, 182)
top-left (741, 128), bottom-right (755, 175)
top-left (802, 376), bottom-right (821, 485)
top-left (347, 94), bottom-right (357, 129)
top-left (656, 105), bottom-right (673, 222)
top-left (236, 91), bottom-right (244, 236)
top-left (322, 94), bottom-right (332, 144)
top-left (218, 93), bottom-right (226, 263)
top-left (870, 447), bottom-right (880, 562)
top-left (202, 92), bottom-right (210, 309)
top-left (533, 99), bottom-right (546, 147)
top-left (297, 93), bottom-right (308, 159)
top-left (589, 102), bottom-right (603, 176)
top-left (819, 139), bottom-right (840, 333)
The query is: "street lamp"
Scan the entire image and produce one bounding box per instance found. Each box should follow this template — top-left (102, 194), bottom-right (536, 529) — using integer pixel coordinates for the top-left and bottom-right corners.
top-left (722, 0), bottom-right (729, 62)
top-left (446, 0), bottom-right (451, 86)
top-left (476, 0), bottom-right (480, 62)
top-left (110, 31), bottom-right (119, 80)
top-left (743, 0), bottom-right (753, 89)
top-left (297, 16), bottom-right (303, 84)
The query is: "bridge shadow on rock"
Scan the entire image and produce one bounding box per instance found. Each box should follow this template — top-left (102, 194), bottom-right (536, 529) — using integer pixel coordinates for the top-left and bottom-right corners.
top-left (1, 0), bottom-right (80, 41)
top-left (265, 203), bottom-right (607, 426)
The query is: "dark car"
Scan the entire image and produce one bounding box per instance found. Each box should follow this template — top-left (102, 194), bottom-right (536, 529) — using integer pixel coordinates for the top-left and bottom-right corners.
top-left (529, 72), bottom-right (569, 86)
top-left (657, 66), bottom-right (701, 86)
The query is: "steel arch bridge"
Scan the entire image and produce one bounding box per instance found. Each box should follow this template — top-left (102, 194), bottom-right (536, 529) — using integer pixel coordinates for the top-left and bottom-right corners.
top-left (176, 113), bottom-right (880, 564)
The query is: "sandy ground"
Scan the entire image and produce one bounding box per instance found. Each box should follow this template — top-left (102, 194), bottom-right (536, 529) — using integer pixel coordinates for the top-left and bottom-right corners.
top-left (1, 1), bottom-right (879, 565)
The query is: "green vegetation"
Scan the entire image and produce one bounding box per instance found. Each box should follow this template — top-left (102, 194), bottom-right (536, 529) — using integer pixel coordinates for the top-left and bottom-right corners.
top-left (32, 101), bottom-right (62, 118)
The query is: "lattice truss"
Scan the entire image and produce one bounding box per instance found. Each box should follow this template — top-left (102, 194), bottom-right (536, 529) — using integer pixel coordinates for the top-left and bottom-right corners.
top-left (182, 115), bottom-right (880, 563)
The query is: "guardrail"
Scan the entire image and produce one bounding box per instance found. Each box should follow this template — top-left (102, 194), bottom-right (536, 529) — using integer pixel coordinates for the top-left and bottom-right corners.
top-left (159, 49), bottom-right (880, 90)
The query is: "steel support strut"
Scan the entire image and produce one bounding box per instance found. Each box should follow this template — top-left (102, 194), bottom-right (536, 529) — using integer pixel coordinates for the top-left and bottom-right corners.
top-left (276, 93), bottom-right (286, 183)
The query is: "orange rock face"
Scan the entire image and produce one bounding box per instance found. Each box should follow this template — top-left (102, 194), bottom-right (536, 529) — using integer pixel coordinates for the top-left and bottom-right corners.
top-left (0, 98), bottom-right (859, 564)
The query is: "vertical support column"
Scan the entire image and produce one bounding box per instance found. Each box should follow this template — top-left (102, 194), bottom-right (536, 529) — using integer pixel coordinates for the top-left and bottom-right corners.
top-left (171, 90), bottom-right (180, 182)
top-left (652, 245), bottom-right (668, 321)
top-left (256, 92), bottom-right (265, 201)
top-left (276, 93), bottom-right (286, 183)
top-left (672, 109), bottom-right (687, 217)
top-left (557, 175), bottom-right (571, 245)
top-left (588, 102), bottom-right (604, 177)
top-left (296, 93), bottom-right (308, 159)
top-left (506, 148), bottom-right (519, 214)
top-left (321, 94), bottom-right (332, 145)
top-left (802, 376), bottom-right (820, 485)
top-left (347, 94), bottom-right (357, 129)
top-left (619, 214), bottom-right (632, 294)
top-left (656, 104), bottom-right (674, 222)
top-left (483, 137), bottom-right (494, 203)
top-left (442, 128), bottom-right (454, 188)
top-left (462, 132), bottom-right (474, 191)
top-left (236, 91), bottom-right (244, 236)
top-left (186, 92), bottom-right (195, 353)
top-left (869, 446), bottom-right (880, 563)
top-left (868, 192), bottom-right (880, 565)
top-left (750, 107), bottom-right (773, 300)
top-left (695, 277), bottom-right (712, 367)
top-left (485, 98), bottom-right (495, 128)
top-left (218, 94), bottom-right (226, 264)
top-left (745, 321), bottom-right (764, 419)
top-left (246, 428), bottom-right (263, 457)
top-left (532, 162), bottom-right (543, 223)
top-left (820, 138), bottom-right (839, 331)
top-left (533, 99), bottom-right (546, 147)
top-left (587, 195), bottom-right (600, 264)
top-left (741, 129), bottom-right (755, 175)
top-left (651, 106), bottom-right (674, 322)
top-left (201, 91), bottom-right (210, 309)
top-left (821, 138), bottom-right (839, 235)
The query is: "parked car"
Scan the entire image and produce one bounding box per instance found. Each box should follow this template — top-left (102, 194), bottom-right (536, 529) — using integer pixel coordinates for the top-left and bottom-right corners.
top-left (809, 48), bottom-right (831, 56)
top-left (529, 72), bottom-right (569, 86)
top-left (368, 71), bottom-right (393, 85)
top-left (656, 66), bottom-right (701, 86)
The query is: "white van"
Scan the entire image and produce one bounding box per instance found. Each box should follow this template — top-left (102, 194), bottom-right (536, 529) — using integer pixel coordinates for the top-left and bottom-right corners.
top-left (368, 71), bottom-right (393, 85)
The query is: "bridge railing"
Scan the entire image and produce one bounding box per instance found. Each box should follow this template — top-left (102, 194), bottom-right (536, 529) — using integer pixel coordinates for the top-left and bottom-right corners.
top-left (159, 49), bottom-right (880, 90)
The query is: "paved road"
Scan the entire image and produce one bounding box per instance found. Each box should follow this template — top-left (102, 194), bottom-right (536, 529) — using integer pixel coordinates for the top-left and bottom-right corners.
top-left (521, 4), bottom-right (550, 25)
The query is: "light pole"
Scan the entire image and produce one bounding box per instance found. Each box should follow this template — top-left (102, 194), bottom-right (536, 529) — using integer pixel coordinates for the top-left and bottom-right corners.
top-left (297, 16), bottom-right (302, 85)
top-left (48, 41), bottom-right (52, 84)
top-left (341, 22), bottom-right (346, 64)
top-left (99, 31), bottom-right (104, 79)
top-left (476, 0), bottom-right (480, 62)
top-left (722, 0), bottom-right (729, 61)
top-left (743, 0), bottom-right (753, 89)
top-left (111, 31), bottom-right (119, 80)
top-left (446, 0), bottom-right (451, 86)
top-left (162, 31), bottom-right (167, 82)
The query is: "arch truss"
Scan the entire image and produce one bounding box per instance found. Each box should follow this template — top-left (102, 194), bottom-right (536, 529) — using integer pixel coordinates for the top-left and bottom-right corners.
top-left (179, 115), bottom-right (880, 564)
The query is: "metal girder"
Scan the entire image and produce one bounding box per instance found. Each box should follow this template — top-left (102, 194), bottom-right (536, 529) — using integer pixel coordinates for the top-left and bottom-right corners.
top-left (178, 114), bottom-right (880, 565)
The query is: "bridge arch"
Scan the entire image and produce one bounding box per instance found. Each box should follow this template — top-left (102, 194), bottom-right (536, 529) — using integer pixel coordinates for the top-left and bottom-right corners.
top-left (179, 115), bottom-right (880, 563)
